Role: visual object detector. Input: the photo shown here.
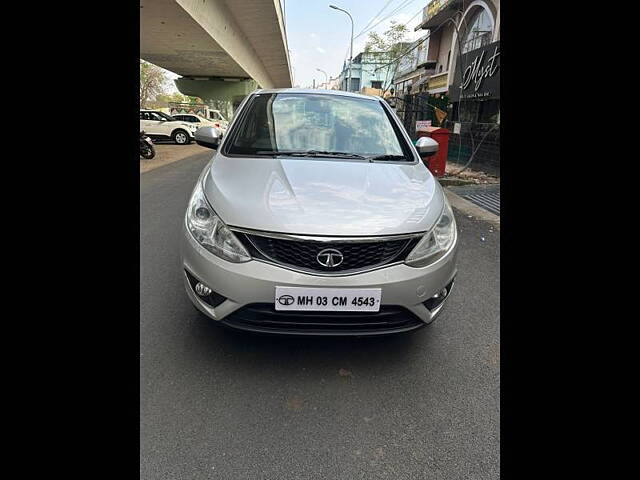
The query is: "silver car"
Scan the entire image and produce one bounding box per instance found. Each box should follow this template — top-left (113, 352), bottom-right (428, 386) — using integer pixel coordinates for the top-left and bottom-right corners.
top-left (181, 89), bottom-right (458, 335)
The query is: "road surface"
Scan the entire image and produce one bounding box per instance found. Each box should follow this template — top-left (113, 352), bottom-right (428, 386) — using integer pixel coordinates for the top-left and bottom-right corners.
top-left (140, 152), bottom-right (500, 480)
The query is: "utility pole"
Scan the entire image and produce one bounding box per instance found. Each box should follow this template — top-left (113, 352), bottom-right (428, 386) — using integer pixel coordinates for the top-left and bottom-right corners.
top-left (330, 5), bottom-right (354, 92)
top-left (316, 68), bottom-right (329, 89)
top-left (313, 78), bottom-right (316, 89)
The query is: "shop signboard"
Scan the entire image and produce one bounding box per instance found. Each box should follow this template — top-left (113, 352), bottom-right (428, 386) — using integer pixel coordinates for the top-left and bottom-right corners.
top-left (449, 41), bottom-right (500, 102)
top-left (416, 120), bottom-right (432, 131)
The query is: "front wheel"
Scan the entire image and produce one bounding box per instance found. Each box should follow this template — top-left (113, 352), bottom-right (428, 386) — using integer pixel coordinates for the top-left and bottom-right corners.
top-left (173, 130), bottom-right (190, 145)
top-left (140, 143), bottom-right (155, 159)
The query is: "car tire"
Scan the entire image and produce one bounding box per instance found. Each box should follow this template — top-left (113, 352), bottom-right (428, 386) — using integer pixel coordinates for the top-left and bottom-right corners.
top-left (140, 144), bottom-right (155, 159)
top-left (172, 129), bottom-right (190, 145)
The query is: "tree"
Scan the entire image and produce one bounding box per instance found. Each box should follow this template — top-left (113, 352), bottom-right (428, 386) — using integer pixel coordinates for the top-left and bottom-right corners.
top-left (140, 60), bottom-right (169, 108)
top-left (165, 92), bottom-right (201, 104)
top-left (364, 21), bottom-right (411, 95)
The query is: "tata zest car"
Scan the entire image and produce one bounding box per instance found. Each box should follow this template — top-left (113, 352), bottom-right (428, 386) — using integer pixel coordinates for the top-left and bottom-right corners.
top-left (180, 89), bottom-right (458, 335)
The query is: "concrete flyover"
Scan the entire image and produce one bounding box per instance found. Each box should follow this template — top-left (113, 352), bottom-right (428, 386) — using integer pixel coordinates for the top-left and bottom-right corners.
top-left (140, 0), bottom-right (292, 103)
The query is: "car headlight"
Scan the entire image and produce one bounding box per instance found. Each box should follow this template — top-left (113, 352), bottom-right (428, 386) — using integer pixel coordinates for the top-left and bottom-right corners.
top-left (405, 197), bottom-right (456, 267)
top-left (186, 180), bottom-right (251, 263)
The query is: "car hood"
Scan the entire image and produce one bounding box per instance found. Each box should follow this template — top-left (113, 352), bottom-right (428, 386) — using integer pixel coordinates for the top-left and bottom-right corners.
top-left (203, 155), bottom-right (444, 236)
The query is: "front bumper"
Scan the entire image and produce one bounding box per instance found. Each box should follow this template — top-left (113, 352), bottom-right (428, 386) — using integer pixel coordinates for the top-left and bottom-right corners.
top-left (180, 226), bottom-right (458, 335)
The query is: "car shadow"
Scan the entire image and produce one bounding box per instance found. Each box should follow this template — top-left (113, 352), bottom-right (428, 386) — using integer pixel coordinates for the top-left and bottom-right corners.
top-left (185, 307), bottom-right (437, 377)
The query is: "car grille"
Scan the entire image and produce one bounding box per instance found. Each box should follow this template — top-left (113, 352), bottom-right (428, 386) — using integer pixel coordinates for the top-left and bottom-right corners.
top-left (237, 232), bottom-right (420, 274)
top-left (222, 304), bottom-right (424, 335)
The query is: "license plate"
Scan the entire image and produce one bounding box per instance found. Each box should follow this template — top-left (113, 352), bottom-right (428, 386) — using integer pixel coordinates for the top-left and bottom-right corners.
top-left (275, 286), bottom-right (382, 312)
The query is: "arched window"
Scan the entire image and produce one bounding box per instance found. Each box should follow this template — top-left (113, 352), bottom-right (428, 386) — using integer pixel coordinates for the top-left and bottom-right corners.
top-left (462, 6), bottom-right (493, 53)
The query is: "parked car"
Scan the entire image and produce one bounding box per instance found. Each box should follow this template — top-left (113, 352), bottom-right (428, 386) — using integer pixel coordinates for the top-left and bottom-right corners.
top-left (172, 113), bottom-right (226, 137)
top-left (168, 102), bottom-right (229, 128)
top-left (181, 89), bottom-right (458, 336)
top-left (139, 109), bottom-right (198, 145)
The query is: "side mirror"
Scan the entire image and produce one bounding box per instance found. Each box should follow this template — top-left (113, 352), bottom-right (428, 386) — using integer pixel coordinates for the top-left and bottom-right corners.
top-left (415, 136), bottom-right (439, 157)
top-left (195, 126), bottom-right (220, 150)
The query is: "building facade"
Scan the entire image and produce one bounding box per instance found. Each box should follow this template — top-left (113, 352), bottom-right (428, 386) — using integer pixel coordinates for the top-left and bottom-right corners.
top-left (325, 75), bottom-right (341, 90)
top-left (392, 36), bottom-right (433, 96)
top-left (336, 51), bottom-right (396, 93)
top-left (414, 0), bottom-right (501, 173)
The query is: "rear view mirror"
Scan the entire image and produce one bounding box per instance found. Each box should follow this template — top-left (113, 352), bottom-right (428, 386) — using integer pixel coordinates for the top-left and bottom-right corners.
top-left (195, 126), bottom-right (220, 150)
top-left (415, 136), bottom-right (439, 157)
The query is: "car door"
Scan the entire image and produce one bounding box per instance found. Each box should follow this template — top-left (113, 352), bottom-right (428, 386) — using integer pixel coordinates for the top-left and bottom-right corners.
top-left (141, 111), bottom-right (163, 136)
top-left (174, 114), bottom-right (196, 133)
top-left (186, 115), bottom-right (202, 129)
top-left (140, 111), bottom-right (153, 133)
top-left (150, 112), bottom-right (172, 136)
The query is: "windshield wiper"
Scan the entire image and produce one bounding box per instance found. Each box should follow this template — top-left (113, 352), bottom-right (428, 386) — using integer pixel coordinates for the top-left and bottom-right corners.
top-left (256, 150), bottom-right (367, 159)
top-left (255, 150), bottom-right (306, 156)
top-left (303, 150), bottom-right (367, 159)
top-left (366, 154), bottom-right (408, 161)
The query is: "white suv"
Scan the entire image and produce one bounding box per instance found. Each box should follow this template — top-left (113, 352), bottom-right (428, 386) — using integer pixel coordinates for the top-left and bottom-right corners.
top-left (172, 114), bottom-right (226, 137)
top-left (140, 110), bottom-right (198, 145)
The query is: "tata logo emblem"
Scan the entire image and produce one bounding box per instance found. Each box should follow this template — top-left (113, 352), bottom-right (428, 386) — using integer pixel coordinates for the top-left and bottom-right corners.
top-left (316, 248), bottom-right (344, 268)
top-left (277, 294), bottom-right (295, 306)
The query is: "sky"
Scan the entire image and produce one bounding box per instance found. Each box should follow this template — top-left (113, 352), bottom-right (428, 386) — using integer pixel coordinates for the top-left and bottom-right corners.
top-left (160, 0), bottom-right (426, 92)
top-left (284, 0), bottom-right (425, 88)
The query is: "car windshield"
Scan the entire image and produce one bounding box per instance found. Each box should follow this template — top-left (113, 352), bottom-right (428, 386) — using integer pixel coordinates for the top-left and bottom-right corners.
top-left (226, 93), bottom-right (408, 159)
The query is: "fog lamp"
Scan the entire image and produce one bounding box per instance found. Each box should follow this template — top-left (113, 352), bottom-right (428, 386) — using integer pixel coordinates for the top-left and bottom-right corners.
top-left (195, 282), bottom-right (212, 297)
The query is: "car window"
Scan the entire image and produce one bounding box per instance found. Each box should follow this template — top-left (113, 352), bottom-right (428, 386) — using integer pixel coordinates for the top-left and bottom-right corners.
top-left (174, 115), bottom-right (184, 121)
top-left (149, 112), bottom-right (165, 121)
top-left (155, 112), bottom-right (177, 121)
top-left (226, 93), bottom-right (406, 158)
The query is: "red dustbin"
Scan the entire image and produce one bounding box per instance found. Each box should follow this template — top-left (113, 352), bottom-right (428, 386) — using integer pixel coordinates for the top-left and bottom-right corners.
top-left (416, 126), bottom-right (451, 177)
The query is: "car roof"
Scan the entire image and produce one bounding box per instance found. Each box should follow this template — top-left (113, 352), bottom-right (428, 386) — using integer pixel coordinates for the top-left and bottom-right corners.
top-left (251, 88), bottom-right (381, 101)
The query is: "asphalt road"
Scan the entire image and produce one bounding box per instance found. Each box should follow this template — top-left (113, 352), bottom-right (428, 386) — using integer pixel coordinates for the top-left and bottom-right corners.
top-left (140, 152), bottom-right (500, 480)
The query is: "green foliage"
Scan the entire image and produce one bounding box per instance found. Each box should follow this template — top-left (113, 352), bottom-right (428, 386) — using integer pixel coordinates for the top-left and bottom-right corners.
top-left (364, 21), bottom-right (410, 94)
top-left (151, 92), bottom-right (202, 107)
top-left (140, 60), bottom-right (169, 108)
top-left (364, 21), bottom-right (408, 59)
top-left (140, 60), bottom-right (202, 108)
